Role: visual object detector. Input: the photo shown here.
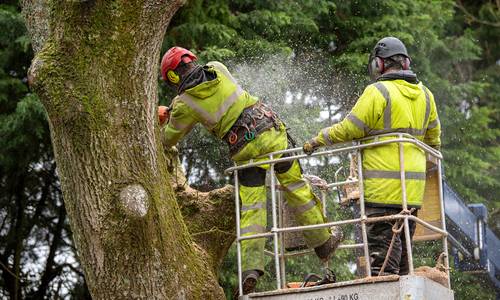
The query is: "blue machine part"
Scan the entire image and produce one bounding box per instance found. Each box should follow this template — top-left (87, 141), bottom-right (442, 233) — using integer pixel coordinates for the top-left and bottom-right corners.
top-left (443, 181), bottom-right (500, 291)
top-left (486, 228), bottom-right (500, 289)
top-left (444, 183), bottom-right (478, 252)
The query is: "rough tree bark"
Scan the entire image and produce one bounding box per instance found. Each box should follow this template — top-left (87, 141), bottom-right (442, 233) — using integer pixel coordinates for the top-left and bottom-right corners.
top-left (21, 1), bottom-right (235, 299)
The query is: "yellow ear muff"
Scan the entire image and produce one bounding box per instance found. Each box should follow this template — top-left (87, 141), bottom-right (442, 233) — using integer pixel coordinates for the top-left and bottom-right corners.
top-left (167, 70), bottom-right (180, 84)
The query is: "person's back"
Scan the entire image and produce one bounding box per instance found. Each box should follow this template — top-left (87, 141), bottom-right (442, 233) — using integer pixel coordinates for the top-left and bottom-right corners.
top-left (359, 76), bottom-right (439, 208)
top-left (162, 60), bottom-right (258, 146)
top-left (303, 37), bottom-right (441, 275)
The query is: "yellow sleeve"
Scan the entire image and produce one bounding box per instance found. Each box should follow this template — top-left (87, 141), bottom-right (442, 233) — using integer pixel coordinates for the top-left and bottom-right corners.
top-left (424, 89), bottom-right (441, 150)
top-left (313, 84), bottom-right (386, 146)
top-left (162, 98), bottom-right (198, 147)
top-left (207, 61), bottom-right (238, 82)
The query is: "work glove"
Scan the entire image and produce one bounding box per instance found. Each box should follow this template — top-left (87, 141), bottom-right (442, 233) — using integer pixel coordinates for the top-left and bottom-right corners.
top-left (303, 139), bottom-right (320, 155)
top-left (158, 106), bottom-right (170, 126)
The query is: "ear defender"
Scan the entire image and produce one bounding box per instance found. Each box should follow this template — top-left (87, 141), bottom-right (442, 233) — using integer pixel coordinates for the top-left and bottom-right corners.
top-left (369, 56), bottom-right (384, 79)
top-left (375, 57), bottom-right (385, 74)
top-left (402, 57), bottom-right (411, 70)
top-left (167, 70), bottom-right (180, 84)
top-left (368, 55), bottom-right (380, 80)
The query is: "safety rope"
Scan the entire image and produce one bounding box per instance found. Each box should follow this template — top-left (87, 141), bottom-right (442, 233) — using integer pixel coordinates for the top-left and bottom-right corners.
top-left (378, 208), bottom-right (416, 276)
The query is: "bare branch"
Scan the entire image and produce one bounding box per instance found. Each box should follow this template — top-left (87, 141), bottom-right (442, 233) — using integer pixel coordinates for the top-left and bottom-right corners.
top-left (0, 260), bottom-right (20, 281)
top-left (454, 0), bottom-right (500, 27)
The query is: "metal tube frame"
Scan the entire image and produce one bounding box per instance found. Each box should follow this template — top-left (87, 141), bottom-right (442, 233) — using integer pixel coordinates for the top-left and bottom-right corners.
top-left (357, 145), bottom-right (372, 277)
top-left (269, 155), bottom-right (282, 290)
top-left (234, 170), bottom-right (243, 297)
top-left (230, 133), bottom-right (450, 296)
top-left (437, 159), bottom-right (451, 287)
top-left (277, 189), bottom-right (286, 287)
top-left (264, 243), bottom-right (366, 258)
top-left (225, 137), bottom-right (442, 175)
top-left (239, 214), bottom-right (447, 239)
top-left (327, 179), bottom-right (359, 189)
top-left (398, 133), bottom-right (415, 274)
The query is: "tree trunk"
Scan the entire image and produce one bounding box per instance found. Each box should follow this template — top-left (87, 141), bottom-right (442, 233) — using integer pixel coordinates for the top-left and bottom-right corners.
top-left (20, 1), bottom-right (235, 299)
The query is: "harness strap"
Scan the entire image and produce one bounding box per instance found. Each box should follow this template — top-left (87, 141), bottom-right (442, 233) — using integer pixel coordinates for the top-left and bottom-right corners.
top-left (224, 102), bottom-right (281, 156)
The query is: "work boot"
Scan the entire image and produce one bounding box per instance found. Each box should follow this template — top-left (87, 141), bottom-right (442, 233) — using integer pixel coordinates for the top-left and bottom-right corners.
top-left (314, 226), bottom-right (344, 262)
top-left (232, 270), bottom-right (259, 300)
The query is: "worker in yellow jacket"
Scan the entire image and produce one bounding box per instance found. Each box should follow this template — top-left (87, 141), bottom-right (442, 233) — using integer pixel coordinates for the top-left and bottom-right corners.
top-left (303, 37), bottom-right (441, 275)
top-left (158, 47), bottom-right (343, 295)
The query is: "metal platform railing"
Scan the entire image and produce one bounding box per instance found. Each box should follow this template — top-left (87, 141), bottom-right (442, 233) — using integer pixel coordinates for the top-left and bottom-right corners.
top-left (225, 133), bottom-right (450, 297)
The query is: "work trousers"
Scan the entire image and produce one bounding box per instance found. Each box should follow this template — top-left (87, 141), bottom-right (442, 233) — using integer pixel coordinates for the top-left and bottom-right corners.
top-left (366, 207), bottom-right (418, 276)
top-left (232, 126), bottom-right (331, 275)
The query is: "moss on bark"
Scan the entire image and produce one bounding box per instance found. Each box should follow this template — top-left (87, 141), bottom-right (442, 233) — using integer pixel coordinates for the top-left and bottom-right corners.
top-left (21, 0), bottom-right (233, 299)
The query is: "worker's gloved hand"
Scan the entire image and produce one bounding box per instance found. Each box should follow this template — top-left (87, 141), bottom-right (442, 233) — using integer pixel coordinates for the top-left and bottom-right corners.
top-left (303, 139), bottom-right (320, 155)
top-left (158, 106), bottom-right (170, 126)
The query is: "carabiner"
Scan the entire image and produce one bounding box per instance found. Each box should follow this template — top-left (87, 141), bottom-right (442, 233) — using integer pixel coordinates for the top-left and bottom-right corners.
top-left (228, 131), bottom-right (238, 144)
top-left (244, 131), bottom-right (255, 141)
top-left (264, 110), bottom-right (274, 118)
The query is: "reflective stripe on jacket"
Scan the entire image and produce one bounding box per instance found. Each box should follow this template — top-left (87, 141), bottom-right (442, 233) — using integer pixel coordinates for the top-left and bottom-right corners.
top-left (162, 61), bottom-right (258, 146)
top-left (313, 79), bottom-right (441, 207)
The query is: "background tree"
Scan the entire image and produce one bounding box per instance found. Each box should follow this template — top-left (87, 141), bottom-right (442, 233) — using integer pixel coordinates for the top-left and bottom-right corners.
top-left (0, 0), bottom-right (498, 299)
top-left (0, 2), bottom-right (90, 298)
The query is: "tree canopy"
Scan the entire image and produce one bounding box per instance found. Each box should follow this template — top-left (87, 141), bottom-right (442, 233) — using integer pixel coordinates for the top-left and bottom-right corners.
top-left (0, 0), bottom-right (498, 299)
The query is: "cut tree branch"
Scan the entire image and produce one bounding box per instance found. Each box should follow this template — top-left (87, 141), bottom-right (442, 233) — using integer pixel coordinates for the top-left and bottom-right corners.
top-left (167, 149), bottom-right (235, 273)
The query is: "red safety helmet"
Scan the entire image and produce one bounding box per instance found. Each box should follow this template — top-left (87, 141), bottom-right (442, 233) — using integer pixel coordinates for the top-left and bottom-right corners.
top-left (160, 47), bottom-right (197, 83)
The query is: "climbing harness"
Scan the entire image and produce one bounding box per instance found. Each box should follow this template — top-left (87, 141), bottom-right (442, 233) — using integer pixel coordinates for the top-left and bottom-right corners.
top-left (244, 131), bottom-right (255, 141)
top-left (224, 101), bottom-right (281, 155)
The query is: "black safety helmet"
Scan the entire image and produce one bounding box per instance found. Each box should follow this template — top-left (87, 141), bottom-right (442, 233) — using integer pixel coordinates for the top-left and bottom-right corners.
top-left (368, 37), bottom-right (411, 79)
top-left (372, 37), bottom-right (409, 58)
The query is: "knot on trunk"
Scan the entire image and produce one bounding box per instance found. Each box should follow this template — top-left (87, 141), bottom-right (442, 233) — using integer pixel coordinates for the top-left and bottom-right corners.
top-left (119, 184), bottom-right (149, 217)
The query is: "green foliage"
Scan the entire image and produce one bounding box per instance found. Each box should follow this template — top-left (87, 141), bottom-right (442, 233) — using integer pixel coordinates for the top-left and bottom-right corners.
top-left (163, 0), bottom-right (499, 298)
top-left (451, 271), bottom-right (496, 300)
top-left (0, 5), bottom-right (45, 172)
top-left (442, 106), bottom-right (499, 207)
top-left (0, 3), bottom-right (89, 299)
top-left (2, 0), bottom-right (498, 298)
top-left (163, 0), bottom-right (337, 61)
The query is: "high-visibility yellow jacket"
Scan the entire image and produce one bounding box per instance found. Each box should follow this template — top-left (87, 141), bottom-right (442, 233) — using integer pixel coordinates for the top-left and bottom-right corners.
top-left (163, 61), bottom-right (258, 146)
top-left (312, 79), bottom-right (441, 207)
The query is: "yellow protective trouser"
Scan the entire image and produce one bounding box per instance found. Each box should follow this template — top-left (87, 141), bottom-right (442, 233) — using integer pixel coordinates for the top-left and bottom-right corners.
top-left (232, 126), bottom-right (331, 274)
